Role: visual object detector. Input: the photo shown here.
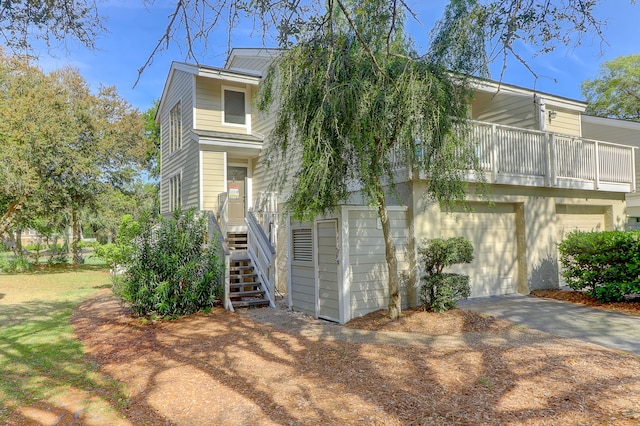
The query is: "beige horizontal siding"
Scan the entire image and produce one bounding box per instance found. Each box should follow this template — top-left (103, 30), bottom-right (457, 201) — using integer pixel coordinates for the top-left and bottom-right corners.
top-left (472, 92), bottom-right (537, 130)
top-left (195, 77), bottom-right (252, 135)
top-left (347, 209), bottom-right (410, 318)
top-left (547, 109), bottom-right (581, 137)
top-left (201, 149), bottom-right (226, 212)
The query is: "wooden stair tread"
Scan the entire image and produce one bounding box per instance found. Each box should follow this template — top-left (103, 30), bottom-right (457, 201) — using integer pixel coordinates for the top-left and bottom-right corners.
top-left (229, 273), bottom-right (258, 278)
top-left (229, 289), bottom-right (265, 297)
top-left (230, 283), bottom-right (261, 290)
top-left (225, 246), bottom-right (270, 310)
top-left (232, 299), bottom-right (270, 308)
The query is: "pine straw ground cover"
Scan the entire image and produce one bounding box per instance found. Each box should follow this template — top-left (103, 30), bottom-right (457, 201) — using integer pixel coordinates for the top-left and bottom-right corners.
top-left (36, 289), bottom-right (638, 425)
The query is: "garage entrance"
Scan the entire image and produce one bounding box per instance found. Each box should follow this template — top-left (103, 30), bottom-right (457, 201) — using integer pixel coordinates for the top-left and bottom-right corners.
top-left (441, 203), bottom-right (518, 298)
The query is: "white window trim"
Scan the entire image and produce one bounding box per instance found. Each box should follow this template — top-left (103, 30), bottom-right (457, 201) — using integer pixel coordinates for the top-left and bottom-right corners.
top-left (169, 100), bottom-right (182, 155)
top-left (221, 85), bottom-right (251, 132)
top-left (168, 171), bottom-right (183, 212)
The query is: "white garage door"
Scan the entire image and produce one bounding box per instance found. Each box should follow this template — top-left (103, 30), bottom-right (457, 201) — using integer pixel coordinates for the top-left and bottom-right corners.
top-left (556, 206), bottom-right (605, 286)
top-left (556, 213), bottom-right (605, 240)
top-left (441, 203), bottom-right (518, 298)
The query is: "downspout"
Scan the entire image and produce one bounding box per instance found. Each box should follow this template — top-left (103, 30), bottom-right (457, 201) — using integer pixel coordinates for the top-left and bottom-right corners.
top-left (536, 94), bottom-right (547, 132)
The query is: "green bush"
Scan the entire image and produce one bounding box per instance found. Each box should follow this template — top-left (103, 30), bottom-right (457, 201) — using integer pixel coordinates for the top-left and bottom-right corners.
top-left (559, 230), bottom-right (640, 302)
top-left (0, 255), bottom-right (34, 273)
top-left (94, 215), bottom-right (142, 270)
top-left (421, 273), bottom-right (471, 312)
top-left (47, 246), bottom-right (69, 265)
top-left (418, 237), bottom-right (474, 312)
top-left (115, 208), bottom-right (223, 318)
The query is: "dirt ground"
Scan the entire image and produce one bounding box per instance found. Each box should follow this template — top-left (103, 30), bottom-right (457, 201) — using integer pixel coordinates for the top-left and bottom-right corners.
top-left (40, 289), bottom-right (640, 425)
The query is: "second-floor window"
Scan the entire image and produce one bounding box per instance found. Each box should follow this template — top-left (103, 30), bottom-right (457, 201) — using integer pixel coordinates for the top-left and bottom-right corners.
top-left (169, 173), bottom-right (181, 211)
top-left (170, 101), bottom-right (182, 153)
top-left (223, 88), bottom-right (246, 125)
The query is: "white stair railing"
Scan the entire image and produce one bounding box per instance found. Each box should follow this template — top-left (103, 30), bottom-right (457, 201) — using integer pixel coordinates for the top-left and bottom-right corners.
top-left (245, 210), bottom-right (276, 308)
top-left (251, 191), bottom-right (279, 246)
top-left (208, 211), bottom-right (232, 311)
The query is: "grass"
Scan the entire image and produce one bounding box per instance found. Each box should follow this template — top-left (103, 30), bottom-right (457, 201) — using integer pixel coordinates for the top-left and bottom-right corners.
top-left (0, 266), bottom-right (127, 423)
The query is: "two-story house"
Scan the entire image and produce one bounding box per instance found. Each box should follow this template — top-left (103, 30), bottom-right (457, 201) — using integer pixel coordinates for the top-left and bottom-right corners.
top-left (157, 48), bottom-right (639, 324)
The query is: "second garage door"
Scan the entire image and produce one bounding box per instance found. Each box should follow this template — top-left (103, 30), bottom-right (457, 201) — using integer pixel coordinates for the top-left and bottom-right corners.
top-left (440, 203), bottom-right (518, 298)
top-left (556, 205), bottom-right (606, 286)
top-left (556, 205), bottom-right (605, 240)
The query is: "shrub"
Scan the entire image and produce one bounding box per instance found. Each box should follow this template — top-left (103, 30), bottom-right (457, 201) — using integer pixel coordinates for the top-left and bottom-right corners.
top-left (47, 246), bottom-right (68, 265)
top-left (418, 237), bottom-right (474, 312)
top-left (115, 208), bottom-right (223, 318)
top-left (421, 273), bottom-right (471, 312)
top-left (0, 255), bottom-right (34, 273)
top-left (26, 243), bottom-right (46, 264)
top-left (558, 230), bottom-right (640, 302)
top-left (94, 215), bottom-right (142, 271)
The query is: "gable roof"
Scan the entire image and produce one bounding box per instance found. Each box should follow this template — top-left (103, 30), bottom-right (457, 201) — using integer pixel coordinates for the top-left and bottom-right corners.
top-left (156, 61), bottom-right (262, 124)
top-left (225, 48), bottom-right (281, 75)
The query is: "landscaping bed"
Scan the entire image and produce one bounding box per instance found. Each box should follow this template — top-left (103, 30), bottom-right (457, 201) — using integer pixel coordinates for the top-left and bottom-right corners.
top-left (64, 291), bottom-right (640, 425)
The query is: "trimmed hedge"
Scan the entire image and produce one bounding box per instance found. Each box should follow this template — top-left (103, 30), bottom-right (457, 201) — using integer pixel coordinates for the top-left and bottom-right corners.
top-left (419, 237), bottom-right (474, 312)
top-left (558, 230), bottom-right (640, 302)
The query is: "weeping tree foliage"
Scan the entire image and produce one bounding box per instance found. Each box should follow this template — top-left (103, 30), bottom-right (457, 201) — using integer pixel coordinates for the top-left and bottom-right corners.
top-left (256, 1), bottom-right (484, 319)
top-left (137, 0), bottom-right (614, 84)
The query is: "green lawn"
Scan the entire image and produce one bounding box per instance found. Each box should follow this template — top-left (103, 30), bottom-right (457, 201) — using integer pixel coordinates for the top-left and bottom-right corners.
top-left (0, 267), bottom-right (127, 423)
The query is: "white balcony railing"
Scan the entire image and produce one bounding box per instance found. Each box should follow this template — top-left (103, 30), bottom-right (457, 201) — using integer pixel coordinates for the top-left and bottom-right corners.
top-left (404, 120), bottom-right (636, 193)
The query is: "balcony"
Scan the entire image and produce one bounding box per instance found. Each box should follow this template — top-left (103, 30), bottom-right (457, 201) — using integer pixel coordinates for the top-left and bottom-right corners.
top-left (398, 120), bottom-right (637, 193)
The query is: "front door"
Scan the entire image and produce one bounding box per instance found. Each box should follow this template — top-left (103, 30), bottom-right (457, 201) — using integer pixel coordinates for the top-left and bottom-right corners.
top-left (317, 220), bottom-right (340, 322)
top-left (227, 166), bottom-right (247, 227)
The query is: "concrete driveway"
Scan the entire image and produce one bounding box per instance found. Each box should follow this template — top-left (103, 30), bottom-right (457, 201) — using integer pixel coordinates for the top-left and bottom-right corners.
top-left (458, 294), bottom-right (640, 354)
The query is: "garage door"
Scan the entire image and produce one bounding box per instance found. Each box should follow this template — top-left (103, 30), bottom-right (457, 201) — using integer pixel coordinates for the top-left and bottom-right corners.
top-left (556, 206), bottom-right (605, 240)
top-left (556, 205), bottom-right (605, 286)
top-left (441, 203), bottom-right (518, 298)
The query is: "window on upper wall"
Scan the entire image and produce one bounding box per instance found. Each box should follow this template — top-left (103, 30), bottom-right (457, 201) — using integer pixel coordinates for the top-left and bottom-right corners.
top-left (223, 89), bottom-right (246, 125)
top-left (169, 173), bottom-right (182, 211)
top-left (169, 101), bottom-right (182, 153)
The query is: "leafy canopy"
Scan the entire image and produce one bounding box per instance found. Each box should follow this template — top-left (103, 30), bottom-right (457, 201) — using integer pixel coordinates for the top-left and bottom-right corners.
top-left (582, 54), bottom-right (640, 122)
top-left (0, 50), bottom-right (149, 240)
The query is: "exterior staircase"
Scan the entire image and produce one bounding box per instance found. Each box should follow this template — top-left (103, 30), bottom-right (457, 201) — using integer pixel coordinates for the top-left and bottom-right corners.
top-left (227, 231), bottom-right (248, 250)
top-left (228, 253), bottom-right (270, 309)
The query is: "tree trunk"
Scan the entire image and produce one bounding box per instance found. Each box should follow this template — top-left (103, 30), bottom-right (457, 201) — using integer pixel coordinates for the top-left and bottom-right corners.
top-left (15, 228), bottom-right (23, 255)
top-left (71, 209), bottom-right (83, 264)
top-left (374, 184), bottom-right (401, 320)
top-left (0, 199), bottom-right (24, 238)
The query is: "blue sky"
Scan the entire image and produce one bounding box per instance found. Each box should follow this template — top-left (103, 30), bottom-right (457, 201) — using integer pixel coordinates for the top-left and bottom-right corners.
top-left (32, 1), bottom-right (640, 112)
